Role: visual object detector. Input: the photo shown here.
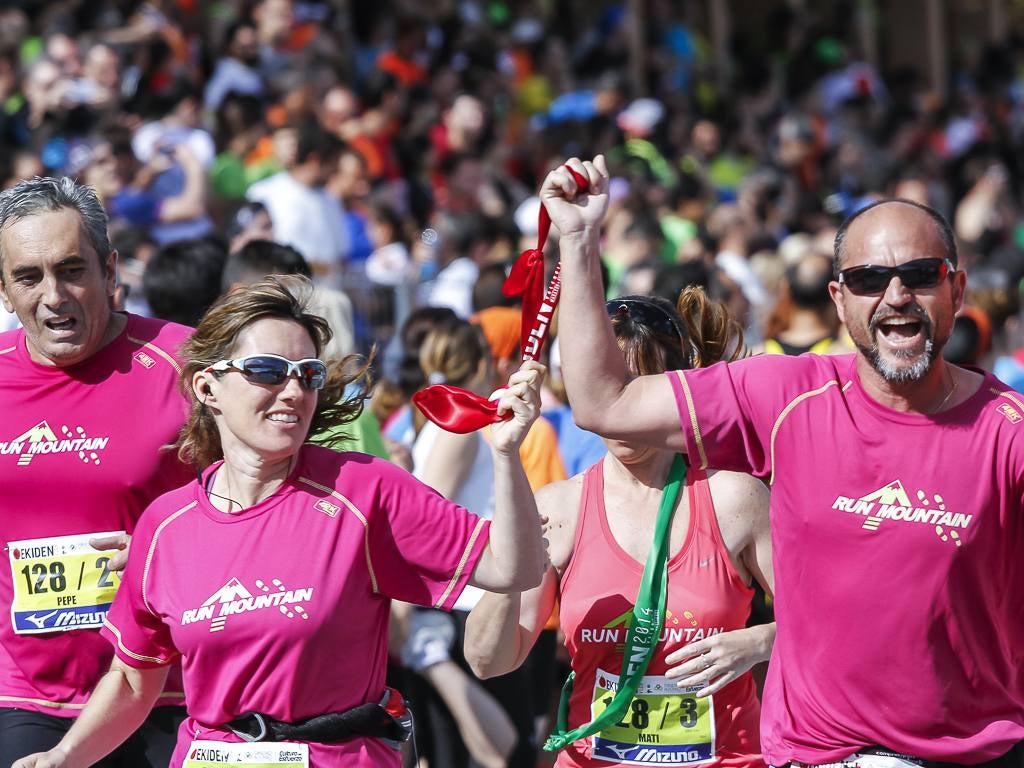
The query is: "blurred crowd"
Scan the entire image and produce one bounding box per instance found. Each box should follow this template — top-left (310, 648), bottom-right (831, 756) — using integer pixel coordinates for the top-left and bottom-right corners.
top-left (2, 1), bottom-right (1024, 373)
top-left (5, 1), bottom-right (1024, 763)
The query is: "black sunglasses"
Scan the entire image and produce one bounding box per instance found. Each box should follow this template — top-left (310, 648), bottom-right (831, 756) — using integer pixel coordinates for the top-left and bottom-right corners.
top-left (205, 354), bottom-right (328, 390)
top-left (838, 257), bottom-right (955, 296)
top-left (605, 297), bottom-right (684, 340)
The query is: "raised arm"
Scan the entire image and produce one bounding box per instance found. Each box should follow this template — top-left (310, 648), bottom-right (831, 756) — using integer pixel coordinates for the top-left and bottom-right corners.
top-left (464, 476), bottom-right (580, 678)
top-left (545, 157), bottom-right (687, 451)
top-left (13, 659), bottom-right (168, 768)
top-left (468, 361), bottom-right (548, 594)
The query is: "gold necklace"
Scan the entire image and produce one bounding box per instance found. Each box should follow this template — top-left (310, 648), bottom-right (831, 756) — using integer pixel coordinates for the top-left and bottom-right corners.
top-left (930, 370), bottom-right (958, 413)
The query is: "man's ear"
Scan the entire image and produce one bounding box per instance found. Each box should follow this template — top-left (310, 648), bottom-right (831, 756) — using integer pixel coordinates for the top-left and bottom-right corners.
top-left (828, 280), bottom-right (846, 325)
top-left (952, 269), bottom-right (967, 315)
top-left (0, 277), bottom-right (13, 314)
top-left (105, 249), bottom-right (119, 298)
top-left (0, 245), bottom-right (12, 313)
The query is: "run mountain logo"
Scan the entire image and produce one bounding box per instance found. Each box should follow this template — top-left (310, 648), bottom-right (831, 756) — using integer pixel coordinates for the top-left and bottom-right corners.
top-left (831, 479), bottom-right (972, 546)
top-left (181, 576), bottom-right (314, 632)
top-left (580, 609), bottom-right (721, 646)
top-left (0, 420), bottom-right (110, 467)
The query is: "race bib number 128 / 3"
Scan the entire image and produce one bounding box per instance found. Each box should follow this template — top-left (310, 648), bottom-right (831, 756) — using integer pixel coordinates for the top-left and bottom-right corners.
top-left (590, 667), bottom-right (716, 766)
top-left (8, 531), bottom-right (124, 634)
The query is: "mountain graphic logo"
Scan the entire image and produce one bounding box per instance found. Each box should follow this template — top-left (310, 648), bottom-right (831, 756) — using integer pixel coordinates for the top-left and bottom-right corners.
top-left (202, 578), bottom-right (254, 606)
top-left (11, 420), bottom-right (59, 444)
top-left (859, 479), bottom-right (912, 507)
top-left (10, 421), bottom-right (59, 467)
top-left (604, 609), bottom-right (633, 629)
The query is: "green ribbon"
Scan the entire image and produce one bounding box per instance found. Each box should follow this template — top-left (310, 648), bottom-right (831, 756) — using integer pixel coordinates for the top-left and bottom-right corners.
top-left (543, 454), bottom-right (687, 752)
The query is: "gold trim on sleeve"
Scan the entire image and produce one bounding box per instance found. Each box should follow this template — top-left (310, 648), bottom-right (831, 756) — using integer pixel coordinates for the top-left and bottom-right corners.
top-left (434, 517), bottom-right (487, 609)
top-left (0, 695), bottom-right (85, 710)
top-left (769, 380), bottom-right (845, 485)
top-left (102, 619), bottom-right (172, 665)
top-left (993, 388), bottom-right (1024, 413)
top-left (142, 502), bottom-right (197, 616)
top-left (674, 371), bottom-right (708, 470)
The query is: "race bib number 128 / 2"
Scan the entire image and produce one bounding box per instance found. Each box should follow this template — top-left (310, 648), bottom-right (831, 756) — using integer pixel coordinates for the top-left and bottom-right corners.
top-left (8, 531), bottom-right (124, 634)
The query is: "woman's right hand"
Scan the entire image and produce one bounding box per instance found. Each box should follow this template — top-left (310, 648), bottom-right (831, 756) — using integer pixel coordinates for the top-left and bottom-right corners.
top-left (13, 748), bottom-right (70, 768)
top-left (539, 155), bottom-right (610, 238)
top-left (489, 360), bottom-right (546, 457)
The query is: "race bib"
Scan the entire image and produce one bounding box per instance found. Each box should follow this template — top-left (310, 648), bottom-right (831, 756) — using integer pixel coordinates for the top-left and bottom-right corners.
top-left (8, 532), bottom-right (124, 634)
top-left (590, 667), bottom-right (715, 766)
top-left (183, 741), bottom-right (309, 768)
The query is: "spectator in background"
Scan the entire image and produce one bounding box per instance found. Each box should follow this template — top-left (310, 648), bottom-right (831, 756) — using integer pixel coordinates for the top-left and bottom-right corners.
top-left (110, 224), bottom-right (158, 316)
top-left (761, 251), bottom-right (847, 355)
top-left (143, 237), bottom-right (227, 327)
top-left (130, 84), bottom-right (216, 245)
top-left (943, 306), bottom-right (992, 367)
top-left (221, 238), bottom-right (355, 362)
top-left (75, 44), bottom-right (121, 113)
top-left (378, 305), bottom-right (460, 449)
top-left (225, 201), bottom-right (275, 254)
top-left (424, 212), bottom-right (499, 319)
top-left (328, 144), bottom-right (374, 264)
top-left (203, 20), bottom-right (264, 111)
top-left (84, 125), bottom-right (208, 239)
top-left (246, 121), bottom-right (350, 288)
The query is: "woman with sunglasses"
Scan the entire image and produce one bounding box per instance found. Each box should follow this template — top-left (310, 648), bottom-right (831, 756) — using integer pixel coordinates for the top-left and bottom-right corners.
top-left (14, 275), bottom-right (547, 768)
top-left (464, 290), bottom-right (775, 768)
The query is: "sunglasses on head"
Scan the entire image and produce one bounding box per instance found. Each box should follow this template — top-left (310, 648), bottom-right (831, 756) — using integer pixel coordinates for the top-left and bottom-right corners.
top-left (204, 354), bottom-right (328, 390)
top-left (838, 257), bottom-right (955, 296)
top-left (605, 297), bottom-right (684, 340)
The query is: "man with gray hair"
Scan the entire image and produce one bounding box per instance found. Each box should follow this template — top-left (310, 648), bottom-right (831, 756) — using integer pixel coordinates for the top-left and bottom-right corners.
top-left (0, 177), bottom-right (192, 766)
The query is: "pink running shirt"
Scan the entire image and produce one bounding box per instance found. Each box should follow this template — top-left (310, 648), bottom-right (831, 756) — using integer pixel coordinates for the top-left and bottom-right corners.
top-left (668, 353), bottom-right (1024, 764)
top-left (557, 459), bottom-right (761, 768)
top-left (101, 444), bottom-right (491, 768)
top-left (0, 314), bottom-right (191, 716)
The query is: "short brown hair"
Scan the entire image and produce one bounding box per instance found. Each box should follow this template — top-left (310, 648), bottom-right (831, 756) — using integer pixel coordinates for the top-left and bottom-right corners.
top-left (175, 275), bottom-right (371, 468)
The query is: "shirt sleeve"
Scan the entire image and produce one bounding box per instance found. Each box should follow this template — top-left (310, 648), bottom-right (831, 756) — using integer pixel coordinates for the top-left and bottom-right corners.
top-left (367, 460), bottom-right (490, 610)
top-left (100, 510), bottom-right (180, 669)
top-left (667, 355), bottom-right (815, 479)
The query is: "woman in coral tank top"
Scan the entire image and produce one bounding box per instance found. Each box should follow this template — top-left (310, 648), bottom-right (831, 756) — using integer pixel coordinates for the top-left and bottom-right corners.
top-left (465, 289), bottom-right (775, 768)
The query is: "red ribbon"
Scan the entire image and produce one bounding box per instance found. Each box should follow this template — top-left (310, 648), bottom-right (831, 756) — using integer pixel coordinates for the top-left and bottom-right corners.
top-left (413, 166), bottom-right (590, 434)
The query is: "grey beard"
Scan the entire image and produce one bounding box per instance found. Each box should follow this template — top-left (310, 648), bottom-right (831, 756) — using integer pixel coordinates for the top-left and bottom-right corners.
top-left (860, 337), bottom-right (937, 383)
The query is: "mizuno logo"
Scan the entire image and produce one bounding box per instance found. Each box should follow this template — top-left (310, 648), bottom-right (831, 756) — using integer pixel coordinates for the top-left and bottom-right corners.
top-left (24, 610), bottom-right (58, 630)
top-left (604, 744), bottom-right (633, 759)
